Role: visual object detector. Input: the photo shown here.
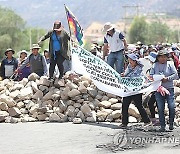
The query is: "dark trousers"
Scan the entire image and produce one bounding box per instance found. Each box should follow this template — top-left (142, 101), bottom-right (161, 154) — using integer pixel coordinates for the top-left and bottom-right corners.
top-left (49, 52), bottom-right (65, 78)
top-left (147, 92), bottom-right (156, 118)
top-left (122, 94), bottom-right (150, 125)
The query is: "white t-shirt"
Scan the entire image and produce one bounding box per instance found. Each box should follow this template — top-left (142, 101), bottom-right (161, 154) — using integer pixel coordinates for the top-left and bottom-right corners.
top-left (104, 30), bottom-right (125, 52)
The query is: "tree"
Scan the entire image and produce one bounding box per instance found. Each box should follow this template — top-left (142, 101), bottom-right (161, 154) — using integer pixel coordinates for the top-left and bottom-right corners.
top-left (0, 6), bottom-right (25, 59)
top-left (128, 16), bottom-right (148, 44)
top-left (147, 21), bottom-right (171, 44)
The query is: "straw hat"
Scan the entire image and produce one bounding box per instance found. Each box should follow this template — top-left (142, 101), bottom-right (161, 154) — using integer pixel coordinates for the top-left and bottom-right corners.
top-left (102, 22), bottom-right (115, 32)
top-left (31, 44), bottom-right (41, 50)
top-left (5, 48), bottom-right (15, 56)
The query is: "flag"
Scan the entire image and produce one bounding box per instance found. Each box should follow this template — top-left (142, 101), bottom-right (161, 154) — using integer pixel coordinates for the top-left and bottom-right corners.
top-left (65, 5), bottom-right (83, 46)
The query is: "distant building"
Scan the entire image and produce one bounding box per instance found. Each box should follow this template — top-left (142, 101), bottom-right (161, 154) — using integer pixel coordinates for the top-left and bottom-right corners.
top-left (84, 22), bottom-right (104, 43)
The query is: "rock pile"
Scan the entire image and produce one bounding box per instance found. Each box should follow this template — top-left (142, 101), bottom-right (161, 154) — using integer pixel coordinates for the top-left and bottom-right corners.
top-left (0, 73), bottom-right (125, 124)
top-left (0, 72), bottom-right (180, 125)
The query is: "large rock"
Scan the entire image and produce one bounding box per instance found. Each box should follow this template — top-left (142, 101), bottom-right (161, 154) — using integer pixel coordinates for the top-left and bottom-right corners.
top-left (0, 111), bottom-right (9, 122)
top-left (37, 114), bottom-right (48, 121)
top-left (87, 87), bottom-right (98, 98)
top-left (109, 98), bottom-right (119, 104)
top-left (105, 114), bottom-right (113, 122)
top-left (54, 79), bottom-right (65, 88)
top-left (68, 89), bottom-right (81, 98)
top-left (31, 81), bottom-right (39, 92)
top-left (10, 84), bottom-right (24, 91)
top-left (19, 78), bottom-right (29, 86)
top-left (76, 111), bottom-right (85, 121)
top-left (29, 104), bottom-right (40, 114)
top-left (101, 96), bottom-right (109, 101)
top-left (0, 95), bottom-right (16, 107)
top-left (9, 90), bottom-right (20, 99)
top-left (39, 85), bottom-right (49, 93)
top-left (99, 101), bottom-right (111, 108)
top-left (111, 103), bottom-right (122, 110)
top-left (59, 100), bottom-right (67, 112)
top-left (39, 76), bottom-right (50, 87)
top-left (8, 107), bottom-right (21, 117)
top-left (32, 90), bottom-right (43, 100)
top-left (65, 106), bottom-right (75, 117)
top-left (16, 101), bottom-right (25, 109)
top-left (111, 110), bottom-right (121, 119)
top-left (73, 118), bottom-right (82, 124)
top-left (176, 95), bottom-right (180, 103)
top-left (129, 116), bottom-right (138, 123)
top-left (96, 110), bottom-right (109, 120)
top-left (49, 113), bottom-right (61, 122)
top-left (78, 83), bottom-right (87, 93)
top-left (18, 87), bottom-right (33, 100)
top-left (0, 102), bottom-right (8, 111)
top-left (5, 116), bottom-right (19, 123)
top-left (86, 111), bottom-right (96, 122)
top-left (66, 81), bottom-right (78, 90)
top-left (56, 113), bottom-right (68, 122)
top-left (174, 86), bottom-right (180, 97)
top-left (43, 91), bottom-right (53, 101)
top-left (28, 73), bottom-right (40, 81)
top-left (128, 104), bottom-right (140, 119)
top-left (61, 87), bottom-right (70, 100)
top-left (26, 100), bottom-right (35, 110)
top-left (81, 103), bottom-right (92, 117)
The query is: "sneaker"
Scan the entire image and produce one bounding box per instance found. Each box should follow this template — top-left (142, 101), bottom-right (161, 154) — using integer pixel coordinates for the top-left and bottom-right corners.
top-left (119, 124), bottom-right (127, 129)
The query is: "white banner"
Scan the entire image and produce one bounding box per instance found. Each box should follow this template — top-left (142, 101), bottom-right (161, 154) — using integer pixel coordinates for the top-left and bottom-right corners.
top-left (71, 45), bottom-right (162, 97)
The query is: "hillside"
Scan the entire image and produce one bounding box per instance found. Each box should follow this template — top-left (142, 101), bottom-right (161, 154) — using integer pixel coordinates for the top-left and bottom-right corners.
top-left (0, 0), bottom-right (179, 29)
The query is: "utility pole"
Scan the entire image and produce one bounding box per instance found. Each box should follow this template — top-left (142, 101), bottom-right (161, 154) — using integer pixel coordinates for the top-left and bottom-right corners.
top-left (122, 5), bottom-right (142, 34)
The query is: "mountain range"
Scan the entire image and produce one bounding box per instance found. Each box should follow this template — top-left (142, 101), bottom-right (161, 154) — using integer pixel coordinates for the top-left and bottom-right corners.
top-left (0, 0), bottom-right (179, 30)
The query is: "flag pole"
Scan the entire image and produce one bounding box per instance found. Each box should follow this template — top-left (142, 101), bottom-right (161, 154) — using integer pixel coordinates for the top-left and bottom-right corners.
top-left (64, 4), bottom-right (74, 72)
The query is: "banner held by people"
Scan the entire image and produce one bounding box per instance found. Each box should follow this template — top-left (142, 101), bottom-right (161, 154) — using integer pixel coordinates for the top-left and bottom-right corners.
top-left (71, 45), bottom-right (162, 97)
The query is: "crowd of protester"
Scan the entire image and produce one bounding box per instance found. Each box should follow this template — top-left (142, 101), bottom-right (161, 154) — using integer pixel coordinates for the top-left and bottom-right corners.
top-left (0, 20), bottom-right (180, 132)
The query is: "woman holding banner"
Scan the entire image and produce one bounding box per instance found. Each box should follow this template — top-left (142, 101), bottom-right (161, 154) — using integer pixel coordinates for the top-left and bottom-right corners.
top-left (150, 50), bottom-right (178, 132)
top-left (120, 53), bottom-right (151, 129)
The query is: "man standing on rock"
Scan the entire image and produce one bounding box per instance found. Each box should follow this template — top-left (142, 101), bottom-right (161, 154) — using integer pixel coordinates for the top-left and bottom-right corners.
top-left (102, 22), bottom-right (128, 74)
top-left (38, 21), bottom-right (71, 79)
top-left (17, 44), bottom-right (47, 77)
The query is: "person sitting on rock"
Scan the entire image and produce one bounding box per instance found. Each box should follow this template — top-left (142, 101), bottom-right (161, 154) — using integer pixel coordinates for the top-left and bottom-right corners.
top-left (17, 44), bottom-right (47, 77)
top-left (0, 48), bottom-right (18, 80)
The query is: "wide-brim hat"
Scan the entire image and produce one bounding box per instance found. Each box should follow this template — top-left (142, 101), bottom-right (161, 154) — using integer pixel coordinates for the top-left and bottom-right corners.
top-left (31, 44), bottom-right (41, 50)
top-left (157, 50), bottom-right (169, 56)
top-left (145, 52), bottom-right (157, 63)
top-left (5, 48), bottom-right (15, 56)
top-left (102, 22), bottom-right (115, 32)
top-left (127, 53), bottom-right (143, 66)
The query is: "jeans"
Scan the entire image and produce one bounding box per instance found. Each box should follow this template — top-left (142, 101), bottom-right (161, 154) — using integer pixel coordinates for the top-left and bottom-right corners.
top-left (155, 88), bottom-right (175, 128)
top-left (122, 94), bottom-right (150, 125)
top-left (49, 51), bottom-right (65, 78)
top-left (107, 50), bottom-right (124, 73)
